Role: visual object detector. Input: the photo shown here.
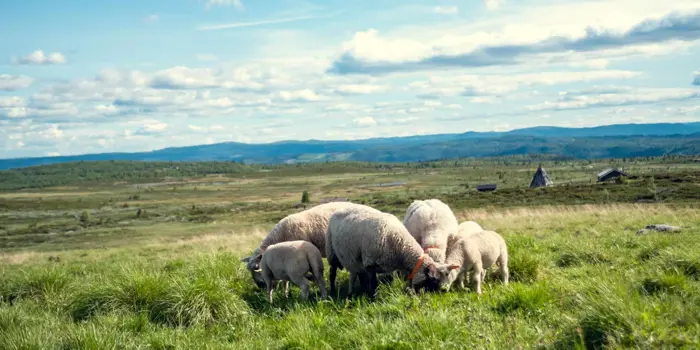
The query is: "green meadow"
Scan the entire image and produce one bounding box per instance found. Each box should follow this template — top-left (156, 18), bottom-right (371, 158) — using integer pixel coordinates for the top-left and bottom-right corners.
top-left (1, 156), bottom-right (699, 349)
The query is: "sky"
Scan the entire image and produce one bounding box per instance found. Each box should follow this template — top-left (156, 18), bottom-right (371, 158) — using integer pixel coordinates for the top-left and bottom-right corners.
top-left (1, 0), bottom-right (699, 159)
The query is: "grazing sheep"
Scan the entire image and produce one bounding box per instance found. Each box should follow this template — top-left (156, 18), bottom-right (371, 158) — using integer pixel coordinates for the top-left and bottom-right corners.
top-left (240, 202), bottom-right (360, 286)
top-left (446, 220), bottom-right (484, 247)
top-left (327, 205), bottom-right (460, 298)
top-left (438, 230), bottom-right (509, 294)
top-left (403, 199), bottom-right (459, 263)
top-left (253, 240), bottom-right (328, 303)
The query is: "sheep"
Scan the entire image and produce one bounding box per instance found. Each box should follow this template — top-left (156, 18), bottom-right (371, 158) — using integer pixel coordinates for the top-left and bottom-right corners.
top-left (251, 240), bottom-right (328, 303)
top-left (438, 230), bottom-right (509, 294)
top-left (327, 205), bottom-right (460, 298)
top-left (403, 199), bottom-right (459, 263)
top-left (240, 201), bottom-right (360, 286)
top-left (446, 220), bottom-right (483, 248)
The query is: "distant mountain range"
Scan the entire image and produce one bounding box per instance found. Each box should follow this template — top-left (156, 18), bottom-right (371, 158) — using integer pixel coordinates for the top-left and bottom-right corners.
top-left (2, 122), bottom-right (700, 170)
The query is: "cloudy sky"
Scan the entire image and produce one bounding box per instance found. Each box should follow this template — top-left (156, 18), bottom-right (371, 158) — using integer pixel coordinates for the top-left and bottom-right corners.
top-left (1, 0), bottom-right (699, 159)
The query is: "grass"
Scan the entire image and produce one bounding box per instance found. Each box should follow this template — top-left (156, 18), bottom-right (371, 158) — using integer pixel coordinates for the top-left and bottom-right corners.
top-left (0, 158), bottom-right (699, 348)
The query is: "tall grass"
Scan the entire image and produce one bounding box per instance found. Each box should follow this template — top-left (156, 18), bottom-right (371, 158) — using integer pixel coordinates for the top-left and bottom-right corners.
top-left (1, 203), bottom-right (699, 348)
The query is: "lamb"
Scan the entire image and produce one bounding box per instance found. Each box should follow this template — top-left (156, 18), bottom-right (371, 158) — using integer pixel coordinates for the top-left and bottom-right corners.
top-left (403, 199), bottom-right (459, 263)
top-left (327, 205), bottom-right (460, 298)
top-left (251, 240), bottom-right (328, 303)
top-left (438, 229), bottom-right (509, 294)
top-left (240, 201), bottom-right (360, 286)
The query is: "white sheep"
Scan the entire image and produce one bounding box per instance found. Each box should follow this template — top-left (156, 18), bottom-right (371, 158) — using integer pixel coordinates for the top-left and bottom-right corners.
top-left (445, 221), bottom-right (485, 263)
top-left (327, 205), bottom-right (460, 297)
top-left (403, 199), bottom-right (459, 263)
top-left (438, 229), bottom-right (509, 294)
top-left (240, 201), bottom-right (360, 286)
top-left (251, 240), bottom-right (328, 303)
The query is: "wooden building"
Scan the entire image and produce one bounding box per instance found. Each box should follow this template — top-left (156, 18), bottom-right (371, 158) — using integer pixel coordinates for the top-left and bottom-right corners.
top-left (597, 168), bottom-right (630, 182)
top-left (476, 184), bottom-right (497, 192)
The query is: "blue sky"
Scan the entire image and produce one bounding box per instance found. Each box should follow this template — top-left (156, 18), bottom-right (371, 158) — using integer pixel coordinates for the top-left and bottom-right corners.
top-left (1, 0), bottom-right (699, 158)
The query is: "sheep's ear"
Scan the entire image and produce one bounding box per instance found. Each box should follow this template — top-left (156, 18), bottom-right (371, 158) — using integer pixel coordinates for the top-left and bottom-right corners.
top-left (449, 264), bottom-right (460, 270)
top-left (240, 256), bottom-right (251, 263)
top-left (427, 264), bottom-right (440, 279)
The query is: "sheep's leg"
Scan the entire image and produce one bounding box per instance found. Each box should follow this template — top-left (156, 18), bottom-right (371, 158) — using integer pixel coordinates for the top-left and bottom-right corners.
top-left (357, 272), bottom-right (371, 297)
top-left (317, 273), bottom-right (328, 301)
top-left (329, 264), bottom-right (338, 297)
top-left (284, 281), bottom-right (290, 298)
top-left (291, 275), bottom-right (310, 301)
top-left (266, 282), bottom-right (274, 303)
top-left (368, 271), bottom-right (379, 299)
top-left (347, 272), bottom-right (357, 296)
top-left (263, 268), bottom-right (275, 303)
top-left (472, 262), bottom-right (483, 295)
top-left (498, 253), bottom-right (509, 285)
top-left (366, 265), bottom-right (381, 299)
top-left (480, 270), bottom-right (487, 283)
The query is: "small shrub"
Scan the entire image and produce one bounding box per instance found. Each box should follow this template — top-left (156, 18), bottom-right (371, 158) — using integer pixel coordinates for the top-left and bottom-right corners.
top-left (301, 191), bottom-right (310, 204)
top-left (495, 284), bottom-right (551, 317)
top-left (79, 210), bottom-right (91, 224)
top-left (557, 251), bottom-right (610, 268)
top-left (507, 252), bottom-right (540, 283)
top-left (639, 274), bottom-right (687, 295)
top-left (665, 259), bottom-right (700, 280)
top-left (0, 268), bottom-right (70, 304)
top-left (638, 246), bottom-right (666, 262)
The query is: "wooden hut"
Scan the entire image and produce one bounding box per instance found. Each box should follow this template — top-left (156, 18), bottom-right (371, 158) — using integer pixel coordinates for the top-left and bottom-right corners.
top-left (597, 168), bottom-right (630, 182)
top-left (476, 184), bottom-right (497, 192)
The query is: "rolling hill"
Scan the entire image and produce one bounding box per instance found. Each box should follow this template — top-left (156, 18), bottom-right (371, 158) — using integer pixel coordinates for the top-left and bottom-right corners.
top-left (1, 122), bottom-right (700, 170)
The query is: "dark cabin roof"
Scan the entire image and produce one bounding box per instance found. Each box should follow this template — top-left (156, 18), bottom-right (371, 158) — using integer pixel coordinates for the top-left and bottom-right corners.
top-left (598, 168), bottom-right (630, 181)
top-left (597, 168), bottom-right (629, 179)
top-left (476, 184), bottom-right (497, 191)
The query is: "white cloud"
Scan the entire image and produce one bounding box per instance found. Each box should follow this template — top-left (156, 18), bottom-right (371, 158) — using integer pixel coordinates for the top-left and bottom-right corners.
top-left (2, 107), bottom-right (28, 118)
top-left (134, 120), bottom-right (168, 134)
top-left (528, 88), bottom-right (700, 111)
top-left (278, 89), bottom-right (322, 102)
top-left (332, 84), bottom-right (386, 95)
top-left (329, 5), bottom-right (700, 75)
top-left (353, 116), bottom-right (377, 127)
top-left (188, 124), bottom-right (225, 132)
top-left (13, 50), bottom-right (66, 65)
top-left (410, 70), bottom-right (641, 99)
top-left (434, 6), bottom-right (458, 15)
top-left (95, 104), bottom-right (120, 115)
top-left (693, 71), bottom-right (700, 86)
top-left (0, 96), bottom-right (25, 108)
top-left (0, 75), bottom-right (33, 91)
top-left (144, 14), bottom-right (159, 23)
top-left (484, 0), bottom-right (501, 10)
top-left (205, 0), bottom-right (243, 10)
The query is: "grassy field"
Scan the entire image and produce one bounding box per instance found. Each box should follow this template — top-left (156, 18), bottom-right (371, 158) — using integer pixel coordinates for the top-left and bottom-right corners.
top-left (1, 157), bottom-right (699, 349)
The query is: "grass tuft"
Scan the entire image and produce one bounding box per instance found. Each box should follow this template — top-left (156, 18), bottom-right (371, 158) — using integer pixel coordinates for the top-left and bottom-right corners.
top-left (494, 283), bottom-right (551, 317)
top-left (506, 252), bottom-right (540, 283)
top-left (0, 267), bottom-right (70, 304)
top-left (556, 250), bottom-right (611, 268)
top-left (638, 274), bottom-right (687, 296)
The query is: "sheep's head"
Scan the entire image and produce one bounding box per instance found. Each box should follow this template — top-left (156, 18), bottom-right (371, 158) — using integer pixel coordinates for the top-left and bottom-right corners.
top-left (437, 266), bottom-right (461, 292)
top-left (409, 255), bottom-right (459, 292)
top-left (240, 249), bottom-right (265, 288)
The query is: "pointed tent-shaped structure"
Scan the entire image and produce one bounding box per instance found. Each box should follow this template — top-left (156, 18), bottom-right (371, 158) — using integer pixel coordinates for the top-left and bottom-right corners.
top-left (530, 165), bottom-right (553, 188)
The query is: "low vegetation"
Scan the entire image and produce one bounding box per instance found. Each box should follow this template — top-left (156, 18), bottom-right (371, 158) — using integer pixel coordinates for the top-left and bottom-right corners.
top-left (1, 157), bottom-right (699, 348)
